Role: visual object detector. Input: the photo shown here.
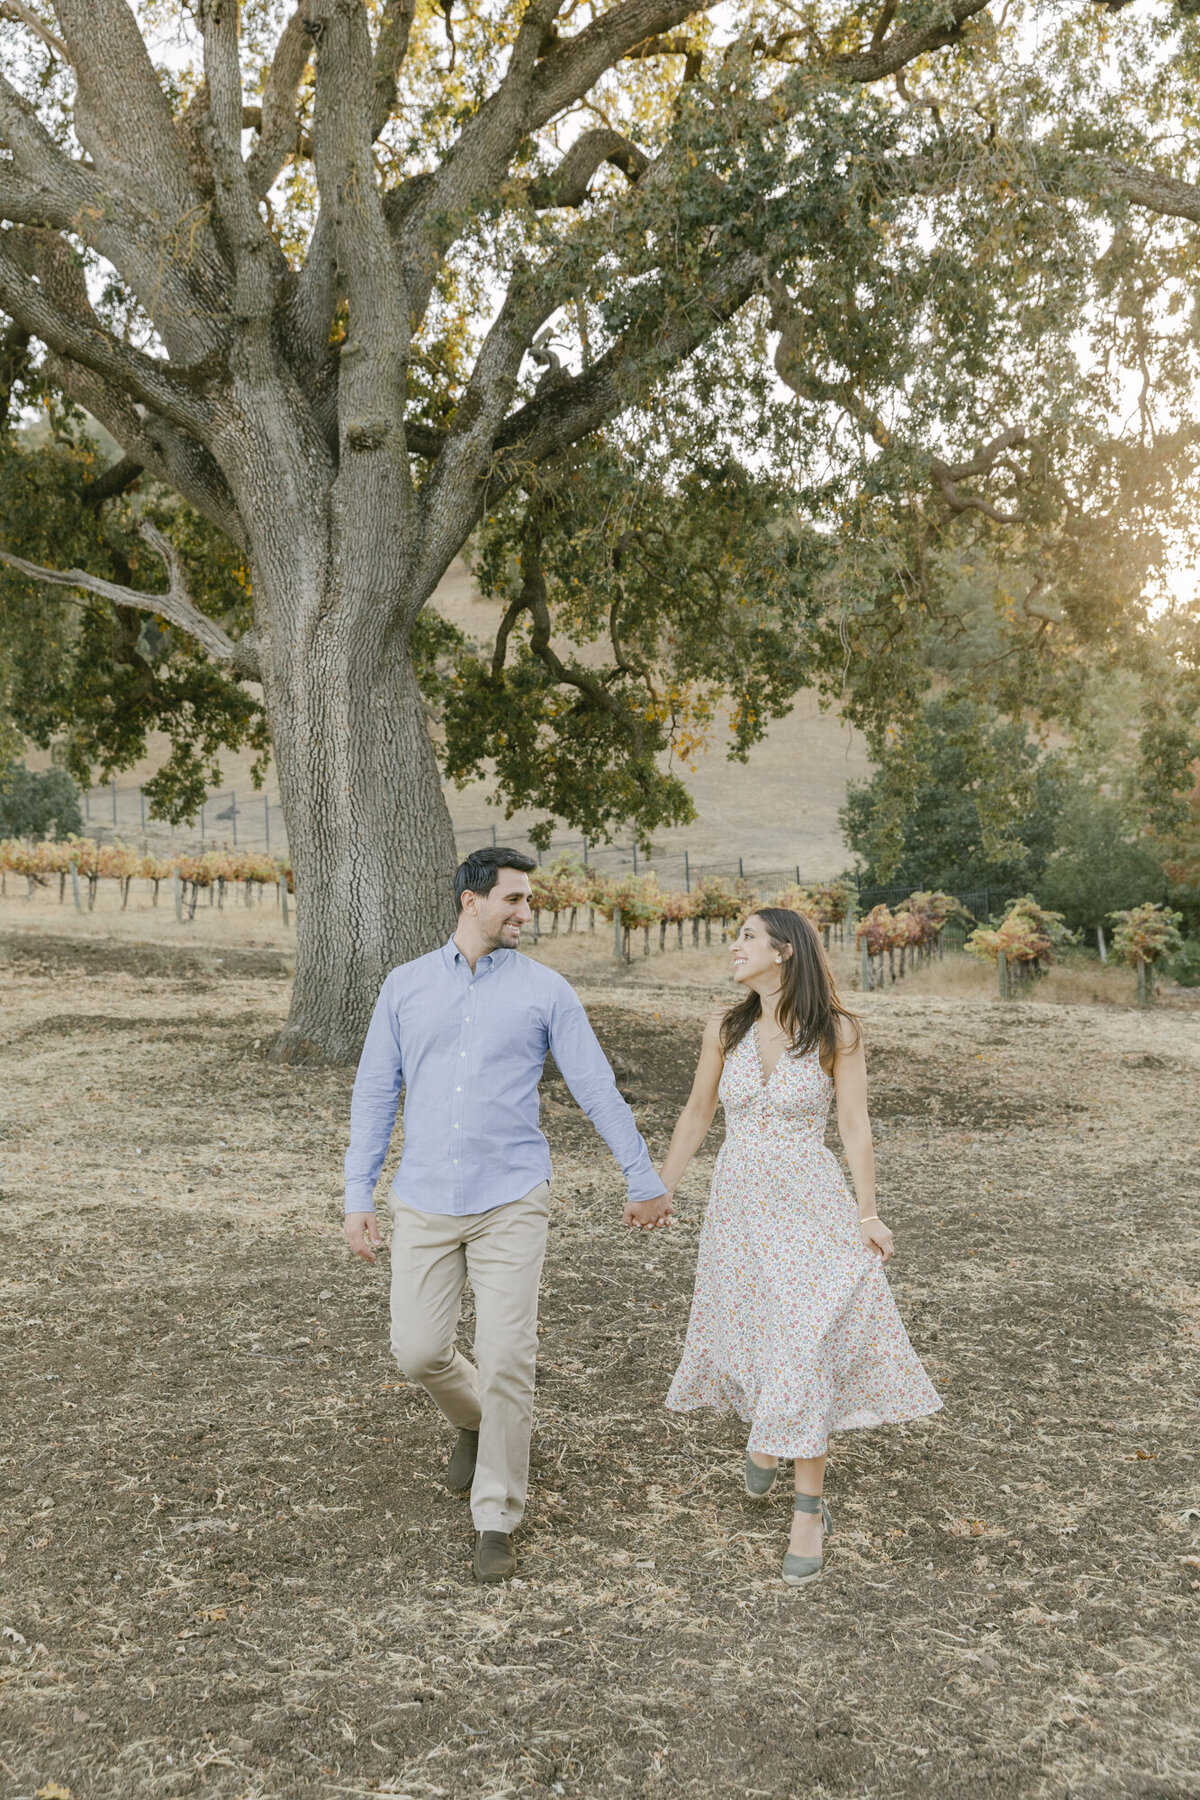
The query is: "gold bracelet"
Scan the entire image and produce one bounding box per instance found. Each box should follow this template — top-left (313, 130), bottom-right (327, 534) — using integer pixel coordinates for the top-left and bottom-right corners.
top-left (859, 1213), bottom-right (880, 1224)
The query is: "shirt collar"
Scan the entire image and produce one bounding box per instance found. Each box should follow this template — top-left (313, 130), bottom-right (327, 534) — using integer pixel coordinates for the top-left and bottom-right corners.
top-left (443, 935), bottom-right (508, 975)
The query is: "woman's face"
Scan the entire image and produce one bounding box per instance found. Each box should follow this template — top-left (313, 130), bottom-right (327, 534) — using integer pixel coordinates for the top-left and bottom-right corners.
top-left (730, 914), bottom-right (782, 987)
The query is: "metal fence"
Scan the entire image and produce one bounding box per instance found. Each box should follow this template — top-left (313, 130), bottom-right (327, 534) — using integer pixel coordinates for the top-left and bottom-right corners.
top-left (76, 780), bottom-right (1010, 928)
top-left (81, 780), bottom-right (286, 853)
top-left (78, 781), bottom-right (836, 895)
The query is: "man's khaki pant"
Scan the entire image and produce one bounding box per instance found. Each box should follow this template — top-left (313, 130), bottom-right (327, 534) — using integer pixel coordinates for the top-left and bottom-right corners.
top-left (387, 1183), bottom-right (551, 1534)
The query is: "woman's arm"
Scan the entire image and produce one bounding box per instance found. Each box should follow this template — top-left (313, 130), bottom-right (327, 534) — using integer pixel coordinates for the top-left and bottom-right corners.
top-left (659, 1010), bottom-right (725, 1187)
top-left (832, 1017), bottom-right (893, 1262)
top-left (624, 1011), bottom-right (725, 1228)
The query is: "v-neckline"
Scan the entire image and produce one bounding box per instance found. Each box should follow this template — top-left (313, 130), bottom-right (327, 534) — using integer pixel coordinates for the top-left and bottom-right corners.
top-left (751, 1020), bottom-right (786, 1089)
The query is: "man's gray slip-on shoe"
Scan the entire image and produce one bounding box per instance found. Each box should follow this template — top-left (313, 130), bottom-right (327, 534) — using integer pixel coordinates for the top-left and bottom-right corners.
top-left (445, 1428), bottom-right (479, 1494)
top-left (473, 1530), bottom-right (517, 1583)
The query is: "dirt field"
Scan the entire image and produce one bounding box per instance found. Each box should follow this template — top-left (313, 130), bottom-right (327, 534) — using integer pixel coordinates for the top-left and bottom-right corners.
top-left (2, 923), bottom-right (1199, 1800)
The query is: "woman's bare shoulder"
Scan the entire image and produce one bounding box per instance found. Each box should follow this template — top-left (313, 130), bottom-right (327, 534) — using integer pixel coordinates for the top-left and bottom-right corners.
top-left (701, 1003), bottom-right (728, 1044)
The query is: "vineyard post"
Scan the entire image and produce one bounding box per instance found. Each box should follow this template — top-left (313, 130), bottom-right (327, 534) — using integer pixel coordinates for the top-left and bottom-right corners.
top-left (1096, 925), bottom-right (1106, 963)
top-left (613, 906), bottom-right (624, 967)
top-left (173, 869), bottom-right (182, 922)
top-left (1136, 958), bottom-right (1149, 1006)
top-left (998, 950), bottom-right (1009, 1000)
top-left (860, 939), bottom-right (872, 992)
top-left (264, 795), bottom-right (271, 852)
top-left (70, 861), bottom-right (81, 913)
top-left (281, 879), bottom-right (290, 927)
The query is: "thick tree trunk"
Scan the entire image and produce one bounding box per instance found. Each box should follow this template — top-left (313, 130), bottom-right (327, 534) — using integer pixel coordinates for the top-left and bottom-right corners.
top-left (265, 624), bottom-right (457, 1063)
top-left (231, 419), bottom-right (458, 1063)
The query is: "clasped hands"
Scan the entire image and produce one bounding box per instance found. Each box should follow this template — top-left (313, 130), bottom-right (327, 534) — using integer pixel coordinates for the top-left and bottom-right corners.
top-left (623, 1190), bottom-right (674, 1231)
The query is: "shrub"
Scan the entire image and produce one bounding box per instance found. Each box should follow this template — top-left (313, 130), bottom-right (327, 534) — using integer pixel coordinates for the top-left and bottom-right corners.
top-left (967, 895), bottom-right (1073, 973)
top-left (1107, 902), bottom-right (1184, 968)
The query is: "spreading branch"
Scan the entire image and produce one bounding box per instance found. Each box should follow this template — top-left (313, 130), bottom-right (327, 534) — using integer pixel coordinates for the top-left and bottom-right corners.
top-left (49, 0), bottom-right (202, 230)
top-left (0, 1), bottom-right (68, 60)
top-left (495, 521), bottom-right (646, 750)
top-left (245, 9), bottom-right (314, 198)
top-left (527, 128), bottom-right (649, 207)
top-left (1051, 152), bottom-right (1200, 226)
top-left (0, 238), bottom-right (215, 437)
top-left (84, 455), bottom-right (144, 510)
top-left (0, 519), bottom-right (260, 678)
top-left (930, 427), bottom-right (1029, 523)
top-left (371, 0), bottom-right (419, 139)
top-left (40, 352), bottom-right (245, 547)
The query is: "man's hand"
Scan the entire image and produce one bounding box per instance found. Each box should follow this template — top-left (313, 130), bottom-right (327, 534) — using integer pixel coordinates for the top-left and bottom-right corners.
top-left (623, 1192), bottom-right (674, 1231)
top-left (344, 1211), bottom-right (383, 1262)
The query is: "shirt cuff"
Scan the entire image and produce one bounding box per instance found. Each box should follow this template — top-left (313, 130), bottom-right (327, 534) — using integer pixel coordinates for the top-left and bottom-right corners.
top-left (344, 1189), bottom-right (377, 1215)
top-left (626, 1169), bottom-right (668, 1204)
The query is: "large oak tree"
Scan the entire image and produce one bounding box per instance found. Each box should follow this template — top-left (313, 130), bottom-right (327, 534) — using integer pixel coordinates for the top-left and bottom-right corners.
top-left (2, 0), bottom-right (1199, 1059)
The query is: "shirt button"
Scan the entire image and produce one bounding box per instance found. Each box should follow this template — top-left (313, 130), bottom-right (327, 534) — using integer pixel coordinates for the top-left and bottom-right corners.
top-left (453, 1158), bottom-right (459, 1165)
top-left (464, 1016), bottom-right (470, 1022)
top-left (453, 1123), bottom-right (460, 1130)
top-left (456, 1086), bottom-right (461, 1092)
top-left (460, 1052), bottom-right (466, 1058)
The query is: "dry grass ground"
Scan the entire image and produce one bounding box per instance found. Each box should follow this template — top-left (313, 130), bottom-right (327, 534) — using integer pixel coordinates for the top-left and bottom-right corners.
top-left (1, 919), bottom-right (1199, 1800)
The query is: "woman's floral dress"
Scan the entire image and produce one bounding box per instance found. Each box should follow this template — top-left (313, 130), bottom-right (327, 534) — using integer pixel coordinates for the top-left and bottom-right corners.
top-left (666, 1025), bottom-right (942, 1457)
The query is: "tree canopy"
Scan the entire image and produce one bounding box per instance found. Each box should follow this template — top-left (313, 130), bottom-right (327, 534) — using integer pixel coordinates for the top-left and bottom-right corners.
top-left (2, 1), bottom-right (1200, 1054)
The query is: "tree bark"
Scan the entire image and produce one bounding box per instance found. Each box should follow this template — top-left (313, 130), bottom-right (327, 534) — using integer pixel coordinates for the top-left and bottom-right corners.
top-left (250, 507), bottom-right (458, 1063)
top-left (268, 631), bottom-right (457, 1061)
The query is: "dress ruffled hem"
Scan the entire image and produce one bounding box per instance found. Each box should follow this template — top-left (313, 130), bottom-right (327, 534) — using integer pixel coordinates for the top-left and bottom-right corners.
top-left (665, 1362), bottom-right (944, 1459)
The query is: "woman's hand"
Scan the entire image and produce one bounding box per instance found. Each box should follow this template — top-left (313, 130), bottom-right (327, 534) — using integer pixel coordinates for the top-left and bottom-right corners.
top-left (624, 1192), bottom-right (674, 1230)
top-left (859, 1215), bottom-right (894, 1262)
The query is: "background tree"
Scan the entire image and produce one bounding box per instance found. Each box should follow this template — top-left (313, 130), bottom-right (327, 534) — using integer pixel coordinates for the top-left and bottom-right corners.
top-left (0, 755), bottom-right (80, 837)
top-left (1037, 785), bottom-right (1166, 940)
top-left (840, 696), bottom-right (1069, 896)
top-left (2, 2), bottom-right (1200, 1058)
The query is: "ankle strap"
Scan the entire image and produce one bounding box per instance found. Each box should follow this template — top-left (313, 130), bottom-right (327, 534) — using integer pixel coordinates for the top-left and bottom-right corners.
top-left (794, 1493), bottom-right (832, 1534)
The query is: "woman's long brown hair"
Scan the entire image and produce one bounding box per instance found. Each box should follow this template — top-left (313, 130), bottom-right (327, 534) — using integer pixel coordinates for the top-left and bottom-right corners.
top-left (719, 907), bottom-right (860, 1068)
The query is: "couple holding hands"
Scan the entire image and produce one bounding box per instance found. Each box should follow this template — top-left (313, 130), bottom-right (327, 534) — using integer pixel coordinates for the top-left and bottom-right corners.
top-left (344, 847), bottom-right (941, 1586)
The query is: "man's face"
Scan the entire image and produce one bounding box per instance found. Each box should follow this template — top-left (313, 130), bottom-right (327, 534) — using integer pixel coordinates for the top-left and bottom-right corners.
top-left (463, 869), bottom-right (534, 949)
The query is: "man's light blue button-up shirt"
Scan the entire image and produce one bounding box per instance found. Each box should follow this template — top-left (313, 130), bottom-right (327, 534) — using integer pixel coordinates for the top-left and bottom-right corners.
top-left (344, 937), bottom-right (667, 1217)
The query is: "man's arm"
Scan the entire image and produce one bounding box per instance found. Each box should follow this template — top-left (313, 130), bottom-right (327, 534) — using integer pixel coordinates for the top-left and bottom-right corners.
top-left (546, 985), bottom-right (670, 1225)
top-left (343, 975), bottom-right (404, 1263)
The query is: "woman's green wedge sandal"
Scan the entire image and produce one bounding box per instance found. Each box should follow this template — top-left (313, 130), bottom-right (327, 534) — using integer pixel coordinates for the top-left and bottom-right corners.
top-left (781, 1493), bottom-right (832, 1586)
top-left (744, 1453), bottom-right (779, 1498)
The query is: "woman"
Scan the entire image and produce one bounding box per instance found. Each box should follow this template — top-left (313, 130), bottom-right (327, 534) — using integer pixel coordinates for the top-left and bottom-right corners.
top-left (658, 907), bottom-right (941, 1585)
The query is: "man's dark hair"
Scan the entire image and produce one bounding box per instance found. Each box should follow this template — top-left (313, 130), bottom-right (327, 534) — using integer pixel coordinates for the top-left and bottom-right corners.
top-left (454, 846), bottom-right (537, 913)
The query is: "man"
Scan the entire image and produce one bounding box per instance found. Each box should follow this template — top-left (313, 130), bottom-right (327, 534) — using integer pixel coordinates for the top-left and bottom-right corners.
top-left (344, 847), bottom-right (672, 1583)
